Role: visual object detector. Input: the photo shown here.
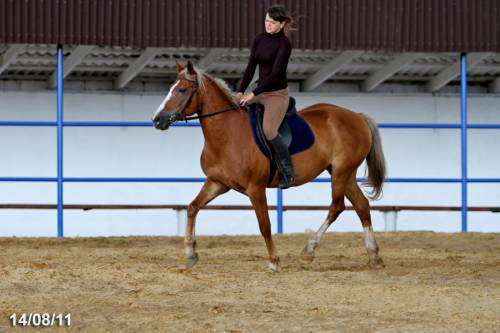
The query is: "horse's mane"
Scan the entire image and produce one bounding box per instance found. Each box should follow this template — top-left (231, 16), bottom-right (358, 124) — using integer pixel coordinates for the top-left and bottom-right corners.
top-left (182, 67), bottom-right (240, 106)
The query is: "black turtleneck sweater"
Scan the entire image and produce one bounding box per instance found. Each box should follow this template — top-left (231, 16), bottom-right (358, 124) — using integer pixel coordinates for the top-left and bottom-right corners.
top-left (238, 30), bottom-right (292, 96)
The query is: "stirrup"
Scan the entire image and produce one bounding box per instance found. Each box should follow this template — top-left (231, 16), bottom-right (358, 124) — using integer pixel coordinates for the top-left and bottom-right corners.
top-left (278, 174), bottom-right (294, 189)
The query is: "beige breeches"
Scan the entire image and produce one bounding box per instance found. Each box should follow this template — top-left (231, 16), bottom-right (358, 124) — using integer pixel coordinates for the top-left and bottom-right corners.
top-left (249, 87), bottom-right (289, 140)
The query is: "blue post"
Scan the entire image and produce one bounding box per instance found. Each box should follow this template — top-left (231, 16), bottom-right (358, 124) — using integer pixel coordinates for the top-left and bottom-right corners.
top-left (460, 52), bottom-right (468, 232)
top-left (57, 45), bottom-right (64, 238)
top-left (277, 188), bottom-right (283, 234)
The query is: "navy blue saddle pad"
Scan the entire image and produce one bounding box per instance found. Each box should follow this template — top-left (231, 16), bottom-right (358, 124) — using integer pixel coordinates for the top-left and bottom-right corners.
top-left (247, 97), bottom-right (315, 159)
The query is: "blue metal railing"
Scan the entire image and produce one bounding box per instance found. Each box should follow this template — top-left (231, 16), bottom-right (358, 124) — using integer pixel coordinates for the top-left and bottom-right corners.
top-left (2, 177), bottom-right (500, 183)
top-left (1, 49), bottom-right (500, 237)
top-left (2, 121), bottom-right (500, 129)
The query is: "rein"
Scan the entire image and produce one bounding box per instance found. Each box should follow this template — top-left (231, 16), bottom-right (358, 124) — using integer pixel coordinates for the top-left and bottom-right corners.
top-left (181, 105), bottom-right (241, 121)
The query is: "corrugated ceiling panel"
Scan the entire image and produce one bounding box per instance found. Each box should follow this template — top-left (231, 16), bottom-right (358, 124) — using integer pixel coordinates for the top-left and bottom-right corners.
top-left (0, 0), bottom-right (499, 51)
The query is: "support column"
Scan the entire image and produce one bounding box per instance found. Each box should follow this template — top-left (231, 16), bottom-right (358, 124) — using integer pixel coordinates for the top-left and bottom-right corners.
top-left (277, 189), bottom-right (283, 234)
top-left (176, 209), bottom-right (187, 237)
top-left (460, 53), bottom-right (468, 232)
top-left (57, 45), bottom-right (64, 238)
top-left (383, 211), bottom-right (398, 232)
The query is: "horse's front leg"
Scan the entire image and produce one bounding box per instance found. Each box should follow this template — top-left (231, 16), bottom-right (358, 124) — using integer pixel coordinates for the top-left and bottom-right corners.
top-left (185, 180), bottom-right (229, 268)
top-left (247, 187), bottom-right (280, 272)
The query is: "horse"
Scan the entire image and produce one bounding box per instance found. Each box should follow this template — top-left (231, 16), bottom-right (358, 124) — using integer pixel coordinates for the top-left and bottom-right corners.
top-left (152, 59), bottom-right (386, 272)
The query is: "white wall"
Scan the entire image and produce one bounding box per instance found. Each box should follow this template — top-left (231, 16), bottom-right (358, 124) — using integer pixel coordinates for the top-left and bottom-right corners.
top-left (1, 89), bottom-right (499, 236)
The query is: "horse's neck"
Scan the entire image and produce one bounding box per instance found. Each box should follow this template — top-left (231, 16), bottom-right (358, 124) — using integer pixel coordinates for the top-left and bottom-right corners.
top-left (198, 84), bottom-right (247, 148)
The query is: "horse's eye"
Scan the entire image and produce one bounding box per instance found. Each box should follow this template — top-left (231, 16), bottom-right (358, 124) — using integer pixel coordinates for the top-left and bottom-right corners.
top-left (179, 87), bottom-right (188, 93)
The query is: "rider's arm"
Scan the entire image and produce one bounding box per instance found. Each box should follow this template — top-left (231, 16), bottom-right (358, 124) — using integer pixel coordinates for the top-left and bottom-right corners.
top-left (238, 36), bottom-right (260, 93)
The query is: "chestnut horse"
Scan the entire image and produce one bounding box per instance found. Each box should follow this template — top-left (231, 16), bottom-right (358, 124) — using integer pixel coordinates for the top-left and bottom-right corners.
top-left (153, 59), bottom-right (386, 271)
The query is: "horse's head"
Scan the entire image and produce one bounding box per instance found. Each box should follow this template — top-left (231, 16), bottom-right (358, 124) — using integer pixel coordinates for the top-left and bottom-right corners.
top-left (152, 59), bottom-right (201, 130)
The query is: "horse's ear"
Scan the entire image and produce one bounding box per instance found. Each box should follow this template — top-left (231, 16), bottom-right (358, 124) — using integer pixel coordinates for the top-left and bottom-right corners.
top-left (175, 59), bottom-right (184, 73)
top-left (186, 59), bottom-right (196, 76)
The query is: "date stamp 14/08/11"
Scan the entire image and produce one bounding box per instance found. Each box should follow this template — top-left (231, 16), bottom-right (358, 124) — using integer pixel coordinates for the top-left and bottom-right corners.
top-left (9, 313), bottom-right (71, 327)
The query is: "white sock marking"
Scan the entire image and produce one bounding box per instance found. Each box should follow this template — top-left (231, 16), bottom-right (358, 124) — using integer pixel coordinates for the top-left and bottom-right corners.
top-left (363, 226), bottom-right (378, 252)
top-left (306, 219), bottom-right (330, 253)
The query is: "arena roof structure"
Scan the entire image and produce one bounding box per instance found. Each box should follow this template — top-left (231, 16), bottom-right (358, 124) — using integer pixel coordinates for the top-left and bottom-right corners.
top-left (0, 0), bottom-right (499, 92)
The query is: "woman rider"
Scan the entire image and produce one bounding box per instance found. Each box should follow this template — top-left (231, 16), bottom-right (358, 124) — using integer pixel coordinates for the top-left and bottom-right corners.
top-left (237, 4), bottom-right (295, 189)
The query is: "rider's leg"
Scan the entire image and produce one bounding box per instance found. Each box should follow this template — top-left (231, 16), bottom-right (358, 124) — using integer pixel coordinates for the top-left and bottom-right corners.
top-left (260, 88), bottom-right (294, 188)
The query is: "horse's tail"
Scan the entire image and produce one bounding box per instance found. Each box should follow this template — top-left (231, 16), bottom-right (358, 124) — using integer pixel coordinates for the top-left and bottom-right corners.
top-left (360, 114), bottom-right (386, 200)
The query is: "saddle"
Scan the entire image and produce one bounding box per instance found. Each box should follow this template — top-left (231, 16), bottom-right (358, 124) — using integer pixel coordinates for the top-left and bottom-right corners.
top-left (247, 96), bottom-right (315, 185)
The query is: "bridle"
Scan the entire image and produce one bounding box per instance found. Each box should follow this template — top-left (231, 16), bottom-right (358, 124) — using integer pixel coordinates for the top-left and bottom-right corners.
top-left (167, 74), bottom-right (242, 124)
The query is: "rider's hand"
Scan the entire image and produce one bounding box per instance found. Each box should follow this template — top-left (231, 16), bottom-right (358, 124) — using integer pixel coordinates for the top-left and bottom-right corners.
top-left (236, 92), bottom-right (244, 100)
top-left (240, 92), bottom-right (255, 106)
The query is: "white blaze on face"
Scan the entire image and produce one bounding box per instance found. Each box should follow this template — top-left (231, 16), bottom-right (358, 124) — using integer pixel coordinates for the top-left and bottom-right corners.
top-left (154, 80), bottom-right (180, 119)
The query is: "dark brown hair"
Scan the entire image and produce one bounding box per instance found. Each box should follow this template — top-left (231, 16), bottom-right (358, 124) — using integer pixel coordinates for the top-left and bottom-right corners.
top-left (267, 4), bottom-right (296, 35)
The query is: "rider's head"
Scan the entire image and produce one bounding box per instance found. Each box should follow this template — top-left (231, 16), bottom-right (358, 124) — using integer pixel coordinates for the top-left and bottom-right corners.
top-left (265, 5), bottom-right (294, 35)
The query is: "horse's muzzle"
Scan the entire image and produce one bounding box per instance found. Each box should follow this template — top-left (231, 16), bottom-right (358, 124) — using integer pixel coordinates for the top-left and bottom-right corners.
top-left (152, 113), bottom-right (175, 130)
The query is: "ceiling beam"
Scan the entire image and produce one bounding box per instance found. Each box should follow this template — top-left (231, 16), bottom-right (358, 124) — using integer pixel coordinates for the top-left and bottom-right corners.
top-left (197, 48), bottom-right (228, 70)
top-left (114, 48), bottom-right (165, 89)
top-left (234, 66), bottom-right (260, 94)
top-left (361, 53), bottom-right (422, 92)
top-left (489, 76), bottom-right (500, 93)
top-left (49, 45), bottom-right (94, 88)
top-left (0, 44), bottom-right (26, 75)
top-left (426, 53), bottom-right (492, 92)
top-left (302, 51), bottom-right (363, 92)
top-left (248, 69), bottom-right (260, 93)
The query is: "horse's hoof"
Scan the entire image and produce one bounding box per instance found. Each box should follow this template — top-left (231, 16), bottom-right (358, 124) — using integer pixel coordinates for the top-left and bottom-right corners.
top-left (185, 253), bottom-right (199, 269)
top-left (267, 261), bottom-right (280, 272)
top-left (300, 246), bottom-right (315, 263)
top-left (368, 257), bottom-right (385, 269)
top-left (267, 257), bottom-right (280, 272)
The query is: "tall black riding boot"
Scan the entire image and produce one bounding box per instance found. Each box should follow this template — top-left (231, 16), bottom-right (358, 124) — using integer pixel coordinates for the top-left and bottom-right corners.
top-left (268, 134), bottom-right (295, 189)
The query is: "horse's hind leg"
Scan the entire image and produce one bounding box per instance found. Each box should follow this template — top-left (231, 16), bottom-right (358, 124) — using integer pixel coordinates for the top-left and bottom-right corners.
top-left (247, 187), bottom-right (280, 272)
top-left (185, 180), bottom-right (229, 269)
top-left (345, 174), bottom-right (384, 268)
top-left (300, 168), bottom-right (349, 263)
